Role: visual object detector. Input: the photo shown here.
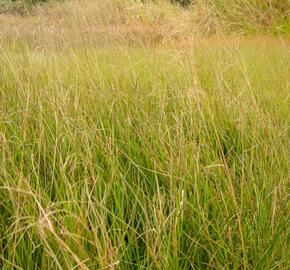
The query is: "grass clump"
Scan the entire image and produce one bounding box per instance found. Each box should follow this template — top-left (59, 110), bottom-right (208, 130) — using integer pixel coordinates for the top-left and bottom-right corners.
top-left (0, 0), bottom-right (289, 269)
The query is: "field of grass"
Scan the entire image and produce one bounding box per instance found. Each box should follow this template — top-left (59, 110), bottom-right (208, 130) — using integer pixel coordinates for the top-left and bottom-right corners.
top-left (0, 0), bottom-right (289, 269)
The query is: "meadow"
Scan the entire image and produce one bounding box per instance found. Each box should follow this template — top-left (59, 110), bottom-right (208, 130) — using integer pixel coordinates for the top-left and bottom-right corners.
top-left (0, 0), bottom-right (289, 269)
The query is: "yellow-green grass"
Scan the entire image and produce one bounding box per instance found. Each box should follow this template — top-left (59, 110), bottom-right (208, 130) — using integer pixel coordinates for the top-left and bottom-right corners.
top-left (0, 0), bottom-right (289, 269)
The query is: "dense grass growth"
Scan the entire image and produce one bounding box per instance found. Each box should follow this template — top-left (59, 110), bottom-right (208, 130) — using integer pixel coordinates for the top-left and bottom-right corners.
top-left (0, 0), bottom-right (289, 269)
top-left (172, 0), bottom-right (290, 35)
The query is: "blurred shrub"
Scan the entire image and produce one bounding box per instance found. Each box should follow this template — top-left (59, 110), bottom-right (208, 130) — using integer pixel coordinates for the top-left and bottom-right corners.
top-left (171, 0), bottom-right (192, 7)
top-left (0, 0), bottom-right (51, 14)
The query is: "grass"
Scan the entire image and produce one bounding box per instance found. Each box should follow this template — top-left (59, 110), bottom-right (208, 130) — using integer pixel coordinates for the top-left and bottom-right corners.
top-left (0, 0), bottom-right (289, 269)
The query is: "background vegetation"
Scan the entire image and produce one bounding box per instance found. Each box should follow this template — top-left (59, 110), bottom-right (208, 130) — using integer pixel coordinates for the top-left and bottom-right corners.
top-left (0, 0), bottom-right (289, 269)
top-left (0, 0), bottom-right (50, 14)
top-left (1, 0), bottom-right (289, 34)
